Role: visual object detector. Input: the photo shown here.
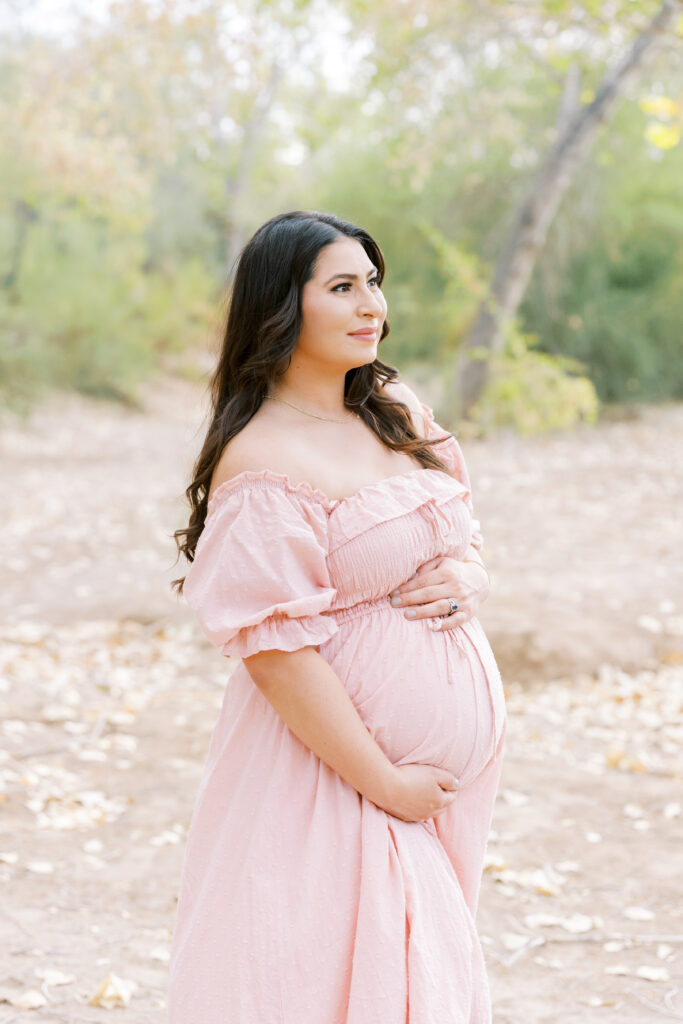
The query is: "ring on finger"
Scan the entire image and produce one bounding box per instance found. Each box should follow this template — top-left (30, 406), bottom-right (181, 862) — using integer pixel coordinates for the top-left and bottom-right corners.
top-left (440, 596), bottom-right (458, 618)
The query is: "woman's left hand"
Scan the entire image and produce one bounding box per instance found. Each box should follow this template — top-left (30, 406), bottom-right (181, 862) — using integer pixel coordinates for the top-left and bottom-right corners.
top-left (388, 555), bottom-right (490, 630)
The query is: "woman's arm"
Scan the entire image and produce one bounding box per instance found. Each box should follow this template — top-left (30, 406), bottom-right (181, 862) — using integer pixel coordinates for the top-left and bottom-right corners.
top-left (243, 647), bottom-right (400, 808)
top-left (243, 647), bottom-right (460, 822)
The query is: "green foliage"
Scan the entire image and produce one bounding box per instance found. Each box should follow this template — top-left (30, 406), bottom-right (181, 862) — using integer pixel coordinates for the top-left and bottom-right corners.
top-left (415, 222), bottom-right (490, 349)
top-left (0, 0), bottom-right (680, 431)
top-left (522, 95), bottom-right (683, 403)
top-left (0, 302), bottom-right (53, 418)
top-left (474, 324), bottom-right (600, 434)
top-left (0, 191), bottom-right (215, 412)
top-left (525, 234), bottom-right (683, 401)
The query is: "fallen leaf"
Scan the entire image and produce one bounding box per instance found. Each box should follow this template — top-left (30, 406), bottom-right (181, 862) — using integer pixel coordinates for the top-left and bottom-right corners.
top-left (34, 967), bottom-right (76, 985)
top-left (524, 913), bottom-right (562, 929)
top-left (635, 965), bottom-right (670, 982)
top-left (624, 906), bottom-right (655, 922)
top-left (9, 989), bottom-right (47, 1009)
top-left (561, 913), bottom-right (596, 934)
top-left (26, 859), bottom-right (54, 874)
top-left (89, 973), bottom-right (138, 1008)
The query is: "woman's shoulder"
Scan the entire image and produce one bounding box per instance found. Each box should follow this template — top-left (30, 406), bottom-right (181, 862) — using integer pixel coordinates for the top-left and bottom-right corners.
top-left (208, 409), bottom-right (307, 505)
top-left (381, 379), bottom-right (428, 437)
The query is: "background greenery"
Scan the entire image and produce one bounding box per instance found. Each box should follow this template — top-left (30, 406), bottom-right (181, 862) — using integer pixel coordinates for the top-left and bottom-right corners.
top-left (1, 0), bottom-right (681, 430)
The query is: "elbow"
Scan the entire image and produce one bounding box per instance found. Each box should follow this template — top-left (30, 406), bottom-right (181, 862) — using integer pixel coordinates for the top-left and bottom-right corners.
top-left (242, 645), bottom-right (318, 691)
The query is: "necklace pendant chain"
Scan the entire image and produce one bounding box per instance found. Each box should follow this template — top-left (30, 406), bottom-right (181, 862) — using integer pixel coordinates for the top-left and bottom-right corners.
top-left (268, 395), bottom-right (358, 424)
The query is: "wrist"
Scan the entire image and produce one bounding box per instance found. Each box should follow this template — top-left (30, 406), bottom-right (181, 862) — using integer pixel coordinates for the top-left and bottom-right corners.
top-left (372, 762), bottom-right (402, 809)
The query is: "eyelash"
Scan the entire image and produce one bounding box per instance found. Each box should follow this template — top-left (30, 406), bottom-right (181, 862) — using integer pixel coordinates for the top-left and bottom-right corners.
top-left (332, 276), bottom-right (382, 293)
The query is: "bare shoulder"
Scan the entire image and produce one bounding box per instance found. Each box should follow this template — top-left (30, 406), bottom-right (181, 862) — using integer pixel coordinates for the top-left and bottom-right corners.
top-left (208, 413), bottom-right (299, 502)
top-left (381, 379), bottom-right (427, 437)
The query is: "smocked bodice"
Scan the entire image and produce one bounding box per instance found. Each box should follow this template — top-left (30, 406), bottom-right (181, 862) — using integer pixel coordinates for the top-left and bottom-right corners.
top-left (204, 466), bottom-right (475, 612)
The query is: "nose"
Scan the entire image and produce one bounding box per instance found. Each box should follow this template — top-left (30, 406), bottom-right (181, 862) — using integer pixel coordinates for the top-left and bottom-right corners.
top-left (357, 285), bottom-right (385, 316)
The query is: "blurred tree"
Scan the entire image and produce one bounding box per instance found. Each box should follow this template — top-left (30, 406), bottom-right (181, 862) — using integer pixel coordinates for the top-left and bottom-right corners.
top-left (521, 90), bottom-right (683, 403)
top-left (454, 0), bottom-right (680, 418)
top-left (0, 0), bottom-right (334, 410)
top-left (331, 0), bottom-right (681, 426)
top-left (1, 0), bottom-right (681, 430)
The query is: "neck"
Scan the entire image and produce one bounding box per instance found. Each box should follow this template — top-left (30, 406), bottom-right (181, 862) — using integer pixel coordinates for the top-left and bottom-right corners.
top-left (269, 371), bottom-right (348, 417)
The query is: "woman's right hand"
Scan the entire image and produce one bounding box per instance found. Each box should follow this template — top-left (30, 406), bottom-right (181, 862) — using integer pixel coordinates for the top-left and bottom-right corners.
top-left (378, 762), bottom-right (460, 823)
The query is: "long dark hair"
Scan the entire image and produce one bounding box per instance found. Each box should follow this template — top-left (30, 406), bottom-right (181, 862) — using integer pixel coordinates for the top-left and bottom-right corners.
top-left (171, 210), bottom-right (455, 594)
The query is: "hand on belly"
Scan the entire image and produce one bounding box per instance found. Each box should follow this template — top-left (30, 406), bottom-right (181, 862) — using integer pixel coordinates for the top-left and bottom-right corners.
top-left (388, 554), bottom-right (489, 631)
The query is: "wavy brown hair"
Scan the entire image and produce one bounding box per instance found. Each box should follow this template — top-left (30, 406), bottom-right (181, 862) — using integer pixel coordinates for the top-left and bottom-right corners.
top-left (171, 210), bottom-right (457, 595)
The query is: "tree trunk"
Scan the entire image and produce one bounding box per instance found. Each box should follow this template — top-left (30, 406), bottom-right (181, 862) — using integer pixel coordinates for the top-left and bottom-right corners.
top-left (225, 60), bottom-right (283, 285)
top-left (455, 0), bottom-right (678, 421)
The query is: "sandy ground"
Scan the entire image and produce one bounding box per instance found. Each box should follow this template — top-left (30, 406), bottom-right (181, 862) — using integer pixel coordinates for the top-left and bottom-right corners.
top-left (0, 376), bottom-right (681, 1023)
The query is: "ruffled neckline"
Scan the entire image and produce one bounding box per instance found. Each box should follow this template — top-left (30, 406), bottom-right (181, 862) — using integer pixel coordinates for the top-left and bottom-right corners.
top-left (206, 465), bottom-right (455, 519)
top-left (205, 400), bottom-right (461, 520)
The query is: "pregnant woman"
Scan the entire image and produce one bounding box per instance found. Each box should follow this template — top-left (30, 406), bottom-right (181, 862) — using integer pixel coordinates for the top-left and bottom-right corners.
top-left (168, 210), bottom-right (507, 1023)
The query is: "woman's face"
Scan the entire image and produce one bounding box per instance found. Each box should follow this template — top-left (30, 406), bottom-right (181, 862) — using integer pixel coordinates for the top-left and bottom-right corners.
top-left (297, 236), bottom-right (387, 369)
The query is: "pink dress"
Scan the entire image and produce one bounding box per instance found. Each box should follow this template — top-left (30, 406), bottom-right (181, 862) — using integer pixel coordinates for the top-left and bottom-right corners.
top-left (167, 402), bottom-right (507, 1024)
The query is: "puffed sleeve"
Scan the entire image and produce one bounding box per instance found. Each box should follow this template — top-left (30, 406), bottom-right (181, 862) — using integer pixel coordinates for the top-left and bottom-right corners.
top-left (420, 401), bottom-right (484, 551)
top-left (183, 479), bottom-right (340, 659)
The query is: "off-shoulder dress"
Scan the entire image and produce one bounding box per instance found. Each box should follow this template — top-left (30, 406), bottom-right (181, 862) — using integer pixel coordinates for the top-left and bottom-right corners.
top-left (167, 402), bottom-right (507, 1024)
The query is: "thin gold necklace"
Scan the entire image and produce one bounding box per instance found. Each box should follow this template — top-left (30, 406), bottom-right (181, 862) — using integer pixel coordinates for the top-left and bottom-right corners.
top-left (267, 394), bottom-right (359, 424)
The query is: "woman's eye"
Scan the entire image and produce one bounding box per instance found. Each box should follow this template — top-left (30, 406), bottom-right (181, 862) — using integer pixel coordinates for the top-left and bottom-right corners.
top-left (332, 276), bottom-right (381, 293)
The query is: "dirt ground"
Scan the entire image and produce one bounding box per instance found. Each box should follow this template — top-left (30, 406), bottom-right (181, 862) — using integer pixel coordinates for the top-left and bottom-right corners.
top-left (0, 376), bottom-right (681, 1023)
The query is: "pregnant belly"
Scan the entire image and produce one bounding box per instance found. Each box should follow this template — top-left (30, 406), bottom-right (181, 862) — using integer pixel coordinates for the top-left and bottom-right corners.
top-left (320, 604), bottom-right (504, 786)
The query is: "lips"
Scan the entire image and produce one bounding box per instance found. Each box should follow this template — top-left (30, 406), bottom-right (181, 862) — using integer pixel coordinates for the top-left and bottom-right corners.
top-left (348, 329), bottom-right (378, 337)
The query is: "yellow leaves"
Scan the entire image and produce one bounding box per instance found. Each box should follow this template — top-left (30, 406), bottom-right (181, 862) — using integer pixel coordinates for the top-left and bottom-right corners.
top-left (639, 94), bottom-right (682, 151)
top-left (645, 122), bottom-right (681, 151)
top-left (483, 851), bottom-right (506, 872)
top-left (605, 745), bottom-right (648, 772)
top-left (606, 741), bottom-right (626, 765)
top-left (485, 860), bottom-right (567, 897)
top-left (623, 756), bottom-right (648, 773)
top-left (89, 973), bottom-right (138, 1008)
top-left (640, 95), bottom-right (679, 119)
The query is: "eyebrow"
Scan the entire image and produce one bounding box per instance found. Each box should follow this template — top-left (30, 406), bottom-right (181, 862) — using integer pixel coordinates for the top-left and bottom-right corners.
top-left (324, 267), bottom-right (379, 285)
